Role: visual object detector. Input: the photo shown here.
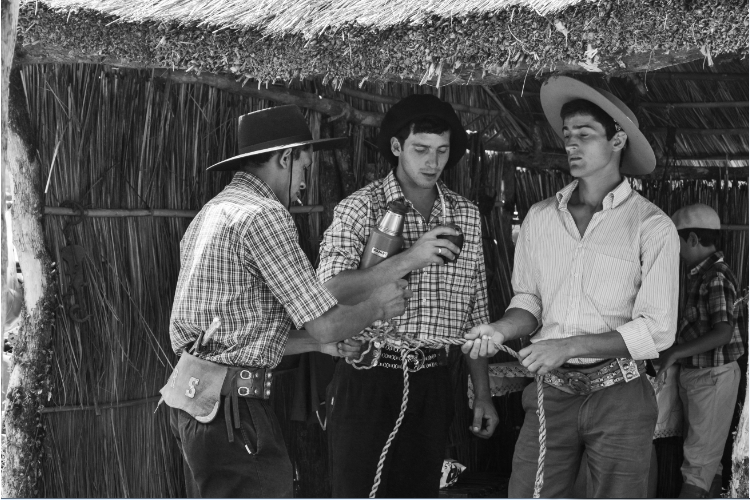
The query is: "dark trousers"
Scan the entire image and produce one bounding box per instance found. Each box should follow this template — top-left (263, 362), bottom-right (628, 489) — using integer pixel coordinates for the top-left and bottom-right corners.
top-left (327, 360), bottom-right (455, 498)
top-left (509, 375), bottom-right (658, 498)
top-left (169, 397), bottom-right (293, 498)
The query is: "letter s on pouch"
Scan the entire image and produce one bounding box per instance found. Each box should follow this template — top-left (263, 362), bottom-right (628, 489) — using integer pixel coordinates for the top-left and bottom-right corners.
top-left (186, 377), bottom-right (200, 398)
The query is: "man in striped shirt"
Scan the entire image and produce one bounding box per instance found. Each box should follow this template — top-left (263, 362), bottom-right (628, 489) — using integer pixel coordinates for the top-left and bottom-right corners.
top-left (463, 77), bottom-right (679, 497)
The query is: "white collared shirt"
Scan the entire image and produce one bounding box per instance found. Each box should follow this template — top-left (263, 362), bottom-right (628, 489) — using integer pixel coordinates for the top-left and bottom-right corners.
top-left (508, 178), bottom-right (680, 364)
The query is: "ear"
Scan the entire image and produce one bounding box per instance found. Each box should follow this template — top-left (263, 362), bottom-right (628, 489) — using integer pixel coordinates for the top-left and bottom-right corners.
top-left (278, 148), bottom-right (294, 169)
top-left (611, 131), bottom-right (628, 152)
top-left (688, 231), bottom-right (700, 247)
top-left (390, 137), bottom-right (402, 157)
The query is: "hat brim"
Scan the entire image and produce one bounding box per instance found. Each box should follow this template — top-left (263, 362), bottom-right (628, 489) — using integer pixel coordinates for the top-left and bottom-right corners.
top-left (541, 76), bottom-right (656, 176)
top-left (207, 137), bottom-right (349, 172)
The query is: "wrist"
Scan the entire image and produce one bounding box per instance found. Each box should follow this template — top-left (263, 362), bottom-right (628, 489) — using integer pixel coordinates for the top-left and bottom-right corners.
top-left (562, 337), bottom-right (581, 361)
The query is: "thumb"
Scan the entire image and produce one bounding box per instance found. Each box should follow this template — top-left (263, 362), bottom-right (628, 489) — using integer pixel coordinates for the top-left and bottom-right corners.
top-left (471, 405), bottom-right (485, 432)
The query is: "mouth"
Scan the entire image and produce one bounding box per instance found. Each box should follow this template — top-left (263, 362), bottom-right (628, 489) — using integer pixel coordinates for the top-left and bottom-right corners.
top-left (568, 156), bottom-right (582, 163)
top-left (421, 171), bottom-right (439, 179)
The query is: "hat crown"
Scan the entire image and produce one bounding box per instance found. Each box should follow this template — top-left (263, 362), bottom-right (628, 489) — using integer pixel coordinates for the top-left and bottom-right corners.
top-left (593, 88), bottom-right (639, 128)
top-left (672, 203), bottom-right (721, 230)
top-left (237, 105), bottom-right (313, 153)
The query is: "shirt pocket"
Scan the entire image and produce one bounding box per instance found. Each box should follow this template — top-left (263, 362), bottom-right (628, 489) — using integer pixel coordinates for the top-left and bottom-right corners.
top-left (584, 251), bottom-right (641, 316)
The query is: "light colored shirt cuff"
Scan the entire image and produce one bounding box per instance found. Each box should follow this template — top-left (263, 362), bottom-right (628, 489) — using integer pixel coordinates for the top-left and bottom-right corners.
top-left (507, 294), bottom-right (542, 323)
top-left (616, 321), bottom-right (659, 360)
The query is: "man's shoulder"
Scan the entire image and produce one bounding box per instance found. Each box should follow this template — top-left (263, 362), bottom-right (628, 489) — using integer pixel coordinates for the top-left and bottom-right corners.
top-left (704, 260), bottom-right (739, 288)
top-left (204, 189), bottom-right (290, 227)
top-left (442, 186), bottom-right (480, 217)
top-left (526, 195), bottom-right (560, 218)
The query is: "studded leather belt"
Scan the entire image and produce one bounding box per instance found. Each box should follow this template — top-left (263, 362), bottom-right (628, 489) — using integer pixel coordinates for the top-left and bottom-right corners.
top-left (355, 343), bottom-right (448, 372)
top-left (543, 358), bottom-right (645, 396)
top-left (222, 366), bottom-right (274, 400)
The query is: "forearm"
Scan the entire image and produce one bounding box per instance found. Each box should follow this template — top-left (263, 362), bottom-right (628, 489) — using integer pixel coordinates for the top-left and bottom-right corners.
top-left (466, 355), bottom-right (492, 400)
top-left (492, 308), bottom-right (539, 342)
top-left (562, 331), bottom-right (631, 360)
top-left (667, 323), bottom-right (733, 361)
top-left (324, 256), bottom-right (413, 305)
top-left (283, 330), bottom-right (322, 356)
top-left (304, 301), bottom-right (380, 343)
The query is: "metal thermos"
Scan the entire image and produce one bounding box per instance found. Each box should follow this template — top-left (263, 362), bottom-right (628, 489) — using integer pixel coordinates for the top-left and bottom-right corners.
top-left (359, 201), bottom-right (407, 269)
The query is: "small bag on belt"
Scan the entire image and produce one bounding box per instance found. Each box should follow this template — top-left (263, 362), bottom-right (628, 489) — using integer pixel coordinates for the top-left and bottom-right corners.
top-left (159, 351), bottom-right (227, 423)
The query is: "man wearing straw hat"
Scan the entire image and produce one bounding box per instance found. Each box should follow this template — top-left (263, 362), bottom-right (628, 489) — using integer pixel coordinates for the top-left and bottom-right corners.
top-left (463, 76), bottom-right (680, 497)
top-left (165, 105), bottom-right (412, 498)
top-left (317, 94), bottom-right (498, 498)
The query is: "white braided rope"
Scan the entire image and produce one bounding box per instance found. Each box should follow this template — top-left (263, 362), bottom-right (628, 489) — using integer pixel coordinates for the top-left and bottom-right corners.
top-left (350, 325), bottom-right (545, 498)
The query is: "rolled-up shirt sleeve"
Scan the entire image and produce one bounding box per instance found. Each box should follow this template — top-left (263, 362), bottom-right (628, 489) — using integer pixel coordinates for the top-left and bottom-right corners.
top-left (317, 197), bottom-right (369, 284)
top-left (465, 226), bottom-right (491, 332)
top-left (246, 208), bottom-right (337, 329)
top-left (507, 215), bottom-right (543, 322)
top-left (616, 215), bottom-right (680, 359)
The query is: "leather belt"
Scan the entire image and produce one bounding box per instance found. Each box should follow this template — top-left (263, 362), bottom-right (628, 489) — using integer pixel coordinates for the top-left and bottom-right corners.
top-left (543, 358), bottom-right (645, 396)
top-left (222, 366), bottom-right (274, 400)
top-left (354, 343), bottom-right (448, 372)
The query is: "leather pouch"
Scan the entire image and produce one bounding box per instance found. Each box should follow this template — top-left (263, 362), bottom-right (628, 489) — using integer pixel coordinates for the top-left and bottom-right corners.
top-left (159, 352), bottom-right (227, 423)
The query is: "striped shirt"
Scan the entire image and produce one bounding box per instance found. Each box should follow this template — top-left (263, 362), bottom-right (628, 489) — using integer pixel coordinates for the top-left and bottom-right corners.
top-left (169, 172), bottom-right (337, 368)
top-left (509, 179), bottom-right (680, 364)
top-left (317, 170), bottom-right (490, 339)
top-left (677, 251), bottom-right (745, 368)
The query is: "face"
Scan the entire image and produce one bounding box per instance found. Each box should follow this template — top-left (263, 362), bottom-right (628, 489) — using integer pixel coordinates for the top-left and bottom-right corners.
top-left (562, 113), bottom-right (624, 179)
top-left (391, 131), bottom-right (450, 191)
top-left (278, 147), bottom-right (313, 206)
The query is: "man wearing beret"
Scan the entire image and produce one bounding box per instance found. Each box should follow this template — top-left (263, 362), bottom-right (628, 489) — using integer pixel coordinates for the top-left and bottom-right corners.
top-left (318, 94), bottom-right (499, 497)
top-left (463, 77), bottom-right (680, 497)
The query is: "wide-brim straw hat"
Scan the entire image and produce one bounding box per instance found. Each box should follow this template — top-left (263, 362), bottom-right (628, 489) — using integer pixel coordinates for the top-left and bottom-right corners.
top-left (377, 94), bottom-right (468, 170)
top-left (208, 105), bottom-right (348, 172)
top-left (541, 76), bottom-right (656, 176)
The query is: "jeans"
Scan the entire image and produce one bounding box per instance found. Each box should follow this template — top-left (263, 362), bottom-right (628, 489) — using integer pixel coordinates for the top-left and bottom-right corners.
top-left (509, 375), bottom-right (658, 498)
top-left (327, 360), bottom-right (454, 498)
top-left (169, 397), bottom-right (293, 498)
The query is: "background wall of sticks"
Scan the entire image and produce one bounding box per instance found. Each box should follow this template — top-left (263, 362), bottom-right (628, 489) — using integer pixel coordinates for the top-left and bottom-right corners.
top-left (17, 63), bottom-right (748, 497)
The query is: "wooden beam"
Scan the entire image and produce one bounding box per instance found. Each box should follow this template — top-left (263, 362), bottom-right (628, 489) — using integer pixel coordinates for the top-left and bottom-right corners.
top-left (643, 72), bottom-right (748, 81)
top-left (43, 205), bottom-right (324, 218)
top-left (338, 87), bottom-right (498, 116)
top-left (648, 128), bottom-right (749, 136)
top-left (640, 101), bottom-right (748, 109)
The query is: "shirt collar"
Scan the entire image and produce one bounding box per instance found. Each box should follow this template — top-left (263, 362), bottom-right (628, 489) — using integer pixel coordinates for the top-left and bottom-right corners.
top-left (231, 171), bottom-right (281, 204)
top-left (689, 251), bottom-right (725, 277)
top-left (556, 178), bottom-right (632, 211)
top-left (382, 169), bottom-right (457, 212)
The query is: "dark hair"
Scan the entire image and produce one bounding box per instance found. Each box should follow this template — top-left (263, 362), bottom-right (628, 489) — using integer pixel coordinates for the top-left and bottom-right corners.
top-left (677, 227), bottom-right (720, 248)
top-left (560, 99), bottom-right (619, 140)
top-left (242, 145), bottom-right (312, 168)
top-left (393, 116), bottom-right (452, 148)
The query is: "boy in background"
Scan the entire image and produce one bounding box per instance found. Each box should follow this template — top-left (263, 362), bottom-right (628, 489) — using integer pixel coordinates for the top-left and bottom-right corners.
top-left (657, 203), bottom-right (745, 499)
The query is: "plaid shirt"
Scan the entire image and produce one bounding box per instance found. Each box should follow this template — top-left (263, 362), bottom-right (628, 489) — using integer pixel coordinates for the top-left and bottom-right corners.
top-left (169, 172), bottom-right (337, 368)
top-left (317, 170), bottom-right (490, 339)
top-left (677, 251), bottom-right (745, 368)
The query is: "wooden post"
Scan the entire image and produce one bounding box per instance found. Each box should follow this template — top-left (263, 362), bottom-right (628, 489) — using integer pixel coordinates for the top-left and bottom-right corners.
top-left (730, 354), bottom-right (749, 497)
top-left (2, 63), bottom-right (57, 498)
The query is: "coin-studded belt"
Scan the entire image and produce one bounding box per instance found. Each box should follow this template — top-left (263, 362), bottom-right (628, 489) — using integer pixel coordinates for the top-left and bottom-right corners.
top-left (543, 358), bottom-right (645, 396)
top-left (353, 342), bottom-right (448, 372)
top-left (222, 366), bottom-right (274, 400)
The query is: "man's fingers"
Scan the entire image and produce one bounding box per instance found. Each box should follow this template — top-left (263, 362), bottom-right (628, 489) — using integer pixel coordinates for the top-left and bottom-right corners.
top-left (471, 407), bottom-right (484, 432)
top-left (518, 346), bottom-right (531, 359)
top-left (428, 226), bottom-right (459, 237)
top-left (402, 289), bottom-right (414, 299)
top-left (395, 279), bottom-right (408, 288)
top-left (470, 338), bottom-right (482, 359)
top-left (478, 336), bottom-right (490, 357)
top-left (461, 341), bottom-right (474, 354)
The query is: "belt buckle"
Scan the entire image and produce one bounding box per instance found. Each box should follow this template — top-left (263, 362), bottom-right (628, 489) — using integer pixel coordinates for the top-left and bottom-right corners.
top-left (564, 371), bottom-right (592, 395)
top-left (404, 348), bottom-right (426, 373)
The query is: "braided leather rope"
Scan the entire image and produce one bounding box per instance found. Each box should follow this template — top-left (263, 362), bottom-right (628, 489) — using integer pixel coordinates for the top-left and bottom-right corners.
top-left (348, 325), bottom-right (546, 499)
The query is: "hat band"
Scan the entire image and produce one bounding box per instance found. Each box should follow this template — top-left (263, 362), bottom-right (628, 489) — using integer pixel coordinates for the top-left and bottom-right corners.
top-left (239, 134), bottom-right (313, 155)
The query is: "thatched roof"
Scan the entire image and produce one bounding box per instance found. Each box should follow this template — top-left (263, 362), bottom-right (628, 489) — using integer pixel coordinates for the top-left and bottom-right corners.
top-left (17, 0), bottom-right (748, 86)
top-left (28, 0), bottom-right (586, 36)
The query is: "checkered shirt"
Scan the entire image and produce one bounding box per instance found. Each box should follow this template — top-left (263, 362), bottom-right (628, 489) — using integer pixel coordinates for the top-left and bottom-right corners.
top-left (169, 171), bottom-right (337, 368)
top-left (677, 251), bottom-right (745, 368)
top-left (317, 170), bottom-right (490, 339)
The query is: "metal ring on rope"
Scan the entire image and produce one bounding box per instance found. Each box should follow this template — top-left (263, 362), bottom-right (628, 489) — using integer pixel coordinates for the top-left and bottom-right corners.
top-left (346, 326), bottom-right (545, 499)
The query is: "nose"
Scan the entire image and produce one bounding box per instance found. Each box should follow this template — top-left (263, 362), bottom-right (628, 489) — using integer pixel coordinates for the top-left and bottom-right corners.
top-left (426, 151), bottom-right (439, 169)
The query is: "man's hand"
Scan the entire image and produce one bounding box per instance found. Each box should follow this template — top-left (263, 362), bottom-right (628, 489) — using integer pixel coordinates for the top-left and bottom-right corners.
top-left (400, 226), bottom-right (461, 270)
top-left (655, 347), bottom-right (678, 380)
top-left (518, 339), bottom-right (572, 375)
top-left (462, 324), bottom-right (505, 359)
top-left (470, 396), bottom-right (499, 439)
top-left (320, 338), bottom-right (365, 360)
top-left (368, 279), bottom-right (413, 321)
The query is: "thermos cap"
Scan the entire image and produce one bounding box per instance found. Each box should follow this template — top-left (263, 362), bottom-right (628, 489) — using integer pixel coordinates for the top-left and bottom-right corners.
top-left (378, 201), bottom-right (407, 236)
